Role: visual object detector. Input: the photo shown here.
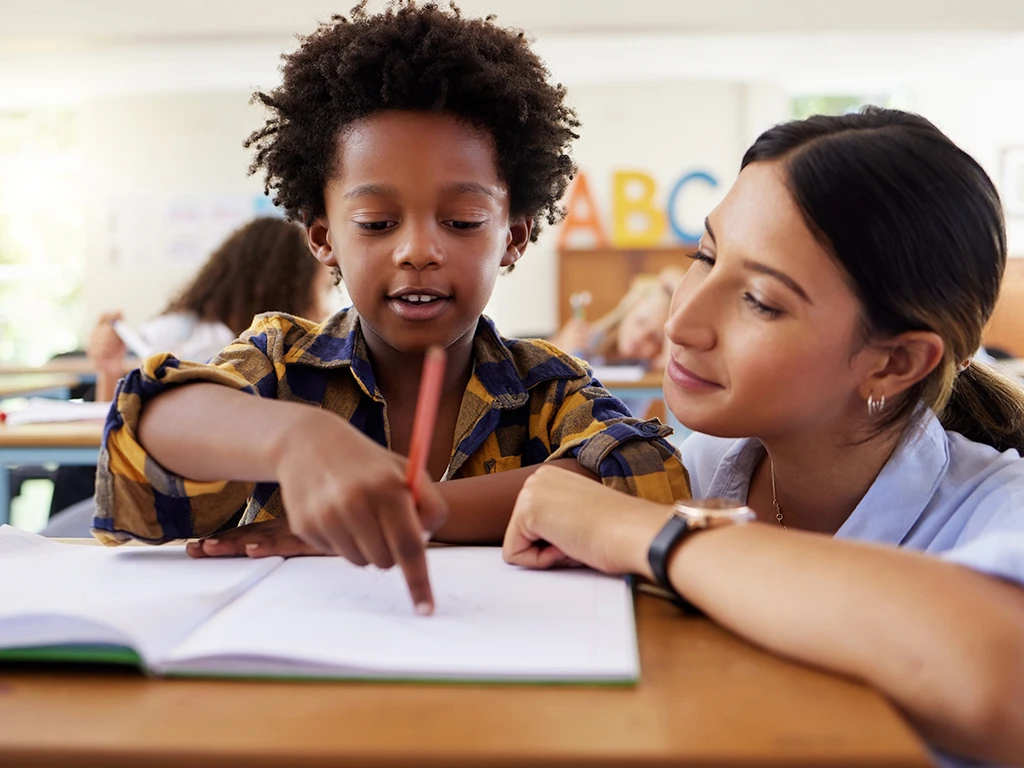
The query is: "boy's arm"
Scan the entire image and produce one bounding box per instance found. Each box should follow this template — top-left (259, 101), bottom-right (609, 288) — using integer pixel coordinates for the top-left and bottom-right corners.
top-left (137, 382), bottom-right (314, 483)
top-left (435, 372), bottom-right (689, 544)
top-left (94, 315), bottom-right (296, 543)
top-left (191, 369), bottom-right (689, 555)
top-left (431, 460), bottom-right (596, 544)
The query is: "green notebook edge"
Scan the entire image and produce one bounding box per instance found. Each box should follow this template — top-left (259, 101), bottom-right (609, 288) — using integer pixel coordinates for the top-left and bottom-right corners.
top-left (0, 644), bottom-right (142, 666)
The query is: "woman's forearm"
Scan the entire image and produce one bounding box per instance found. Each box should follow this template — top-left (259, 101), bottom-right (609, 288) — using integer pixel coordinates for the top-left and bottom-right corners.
top-left (652, 523), bottom-right (1024, 763)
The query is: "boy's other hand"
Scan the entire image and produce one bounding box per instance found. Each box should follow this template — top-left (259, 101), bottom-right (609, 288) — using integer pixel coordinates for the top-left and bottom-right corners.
top-left (186, 517), bottom-right (323, 558)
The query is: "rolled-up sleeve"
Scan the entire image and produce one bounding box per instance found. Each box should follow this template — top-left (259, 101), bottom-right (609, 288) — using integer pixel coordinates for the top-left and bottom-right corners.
top-left (545, 378), bottom-right (690, 504)
top-left (92, 319), bottom-right (285, 544)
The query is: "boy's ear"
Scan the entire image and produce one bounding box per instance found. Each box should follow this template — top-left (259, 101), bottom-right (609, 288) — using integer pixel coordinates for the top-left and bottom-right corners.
top-left (307, 218), bottom-right (338, 267)
top-left (501, 217), bottom-right (534, 268)
top-left (857, 330), bottom-right (945, 405)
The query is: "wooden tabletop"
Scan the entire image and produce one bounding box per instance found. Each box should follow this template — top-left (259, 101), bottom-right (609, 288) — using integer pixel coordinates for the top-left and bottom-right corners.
top-left (0, 420), bottom-right (104, 448)
top-left (0, 373), bottom-right (81, 399)
top-left (0, 591), bottom-right (929, 768)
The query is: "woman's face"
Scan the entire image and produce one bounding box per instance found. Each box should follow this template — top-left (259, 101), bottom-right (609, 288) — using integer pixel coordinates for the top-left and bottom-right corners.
top-left (662, 160), bottom-right (878, 440)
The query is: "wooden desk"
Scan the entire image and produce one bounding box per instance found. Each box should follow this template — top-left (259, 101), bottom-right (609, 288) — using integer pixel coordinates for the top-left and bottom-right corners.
top-left (0, 421), bottom-right (103, 525)
top-left (0, 592), bottom-right (928, 768)
top-left (0, 373), bottom-right (81, 399)
top-left (0, 358), bottom-right (140, 385)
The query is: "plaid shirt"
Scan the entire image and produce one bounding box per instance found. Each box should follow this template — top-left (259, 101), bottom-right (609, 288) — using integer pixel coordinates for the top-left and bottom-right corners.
top-left (94, 309), bottom-right (689, 544)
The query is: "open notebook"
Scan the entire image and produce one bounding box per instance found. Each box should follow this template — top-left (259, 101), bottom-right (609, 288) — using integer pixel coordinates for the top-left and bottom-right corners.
top-left (0, 526), bottom-right (639, 683)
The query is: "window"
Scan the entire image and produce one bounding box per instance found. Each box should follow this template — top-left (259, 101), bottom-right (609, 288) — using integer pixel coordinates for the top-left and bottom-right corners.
top-left (0, 110), bottom-right (84, 365)
top-left (791, 94), bottom-right (897, 120)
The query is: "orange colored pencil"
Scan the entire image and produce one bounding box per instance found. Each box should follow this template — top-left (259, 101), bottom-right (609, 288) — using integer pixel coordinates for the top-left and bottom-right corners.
top-left (405, 346), bottom-right (447, 503)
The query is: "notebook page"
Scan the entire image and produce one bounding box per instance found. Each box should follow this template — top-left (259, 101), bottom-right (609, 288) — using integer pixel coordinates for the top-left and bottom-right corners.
top-left (3, 398), bottom-right (111, 426)
top-left (0, 524), bottom-right (62, 552)
top-left (161, 547), bottom-right (638, 682)
top-left (0, 529), bottom-right (283, 666)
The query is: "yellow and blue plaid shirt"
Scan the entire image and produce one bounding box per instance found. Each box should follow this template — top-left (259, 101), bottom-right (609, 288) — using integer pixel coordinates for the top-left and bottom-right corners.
top-left (94, 309), bottom-right (689, 544)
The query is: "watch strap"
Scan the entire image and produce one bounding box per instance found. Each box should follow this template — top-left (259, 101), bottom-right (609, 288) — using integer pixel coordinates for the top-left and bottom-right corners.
top-left (646, 513), bottom-right (700, 614)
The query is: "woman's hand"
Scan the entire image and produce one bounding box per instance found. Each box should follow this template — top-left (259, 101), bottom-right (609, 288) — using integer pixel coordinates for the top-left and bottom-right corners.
top-left (502, 464), bottom-right (667, 578)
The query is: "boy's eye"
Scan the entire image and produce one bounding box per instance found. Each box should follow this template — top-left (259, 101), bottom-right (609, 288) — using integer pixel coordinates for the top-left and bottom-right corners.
top-left (743, 293), bottom-right (783, 319)
top-left (444, 220), bottom-right (486, 230)
top-left (355, 221), bottom-right (396, 231)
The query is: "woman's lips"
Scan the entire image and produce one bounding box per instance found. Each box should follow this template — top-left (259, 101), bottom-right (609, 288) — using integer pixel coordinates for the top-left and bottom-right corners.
top-left (666, 358), bottom-right (723, 391)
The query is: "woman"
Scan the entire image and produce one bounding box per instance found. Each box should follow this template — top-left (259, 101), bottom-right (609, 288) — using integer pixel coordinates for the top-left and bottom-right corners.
top-left (503, 108), bottom-right (1024, 767)
top-left (88, 216), bottom-right (338, 400)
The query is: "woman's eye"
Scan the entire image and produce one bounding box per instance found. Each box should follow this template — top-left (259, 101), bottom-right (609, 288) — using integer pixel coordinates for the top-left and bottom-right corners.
top-left (743, 293), bottom-right (783, 319)
top-left (687, 250), bottom-right (715, 267)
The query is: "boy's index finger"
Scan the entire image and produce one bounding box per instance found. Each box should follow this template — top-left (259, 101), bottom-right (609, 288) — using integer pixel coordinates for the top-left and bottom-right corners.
top-left (380, 494), bottom-right (434, 615)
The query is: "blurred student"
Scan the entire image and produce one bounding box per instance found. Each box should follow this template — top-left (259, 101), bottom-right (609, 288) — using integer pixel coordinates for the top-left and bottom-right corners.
top-left (45, 217), bottom-right (336, 521)
top-left (88, 217), bottom-right (338, 401)
top-left (548, 267), bottom-right (685, 369)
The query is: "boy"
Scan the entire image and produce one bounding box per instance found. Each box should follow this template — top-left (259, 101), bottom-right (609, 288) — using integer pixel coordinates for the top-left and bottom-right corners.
top-left (94, 3), bottom-right (688, 613)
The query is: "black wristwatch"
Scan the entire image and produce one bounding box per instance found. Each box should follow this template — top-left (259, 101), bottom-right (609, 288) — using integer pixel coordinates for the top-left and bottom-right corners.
top-left (647, 499), bottom-right (755, 611)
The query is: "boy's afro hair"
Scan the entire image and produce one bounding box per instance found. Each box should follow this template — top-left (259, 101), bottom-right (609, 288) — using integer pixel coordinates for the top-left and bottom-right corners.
top-left (245, 1), bottom-right (580, 242)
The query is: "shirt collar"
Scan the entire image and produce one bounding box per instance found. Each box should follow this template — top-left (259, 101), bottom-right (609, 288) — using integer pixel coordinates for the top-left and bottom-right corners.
top-left (835, 412), bottom-right (949, 545)
top-left (704, 411), bottom-right (949, 546)
top-left (285, 308), bottom-right (579, 409)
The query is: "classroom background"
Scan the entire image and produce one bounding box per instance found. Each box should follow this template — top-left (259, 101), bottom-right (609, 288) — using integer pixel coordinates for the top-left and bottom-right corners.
top-left (5, 0), bottom-right (1024, 529)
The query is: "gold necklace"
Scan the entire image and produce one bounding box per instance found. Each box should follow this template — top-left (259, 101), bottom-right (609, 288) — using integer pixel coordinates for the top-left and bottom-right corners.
top-left (769, 460), bottom-right (787, 529)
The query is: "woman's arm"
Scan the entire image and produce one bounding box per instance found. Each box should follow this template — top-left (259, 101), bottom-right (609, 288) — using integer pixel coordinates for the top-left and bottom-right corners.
top-left (503, 466), bottom-right (1024, 765)
top-left (660, 524), bottom-right (1024, 764)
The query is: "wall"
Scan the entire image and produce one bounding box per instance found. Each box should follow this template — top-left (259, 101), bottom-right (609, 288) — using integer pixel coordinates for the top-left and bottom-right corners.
top-left (483, 81), bottom-right (788, 335)
top-left (78, 82), bottom-right (789, 337)
top-left (80, 91), bottom-right (271, 326)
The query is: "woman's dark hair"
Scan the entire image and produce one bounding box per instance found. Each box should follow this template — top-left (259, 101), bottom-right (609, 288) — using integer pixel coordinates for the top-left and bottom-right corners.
top-left (742, 106), bottom-right (1024, 453)
top-left (163, 217), bottom-right (323, 335)
top-left (244, 1), bottom-right (579, 244)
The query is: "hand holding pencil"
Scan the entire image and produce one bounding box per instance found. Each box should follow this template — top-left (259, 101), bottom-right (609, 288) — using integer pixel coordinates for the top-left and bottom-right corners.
top-left (259, 347), bottom-right (450, 615)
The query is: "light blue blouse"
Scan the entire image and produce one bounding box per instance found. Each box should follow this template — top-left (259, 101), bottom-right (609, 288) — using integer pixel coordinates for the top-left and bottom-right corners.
top-left (680, 412), bottom-right (1024, 768)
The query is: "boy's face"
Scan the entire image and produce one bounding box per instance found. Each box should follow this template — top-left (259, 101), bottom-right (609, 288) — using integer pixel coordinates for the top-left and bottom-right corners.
top-left (308, 111), bottom-right (532, 355)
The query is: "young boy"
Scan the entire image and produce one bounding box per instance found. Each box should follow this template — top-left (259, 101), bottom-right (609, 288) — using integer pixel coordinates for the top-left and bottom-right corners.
top-left (93, 3), bottom-right (689, 613)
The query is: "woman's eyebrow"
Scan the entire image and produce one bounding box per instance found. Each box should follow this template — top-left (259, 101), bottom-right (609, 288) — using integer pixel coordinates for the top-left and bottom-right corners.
top-left (743, 260), bottom-right (813, 304)
top-left (706, 217), bottom-right (811, 304)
